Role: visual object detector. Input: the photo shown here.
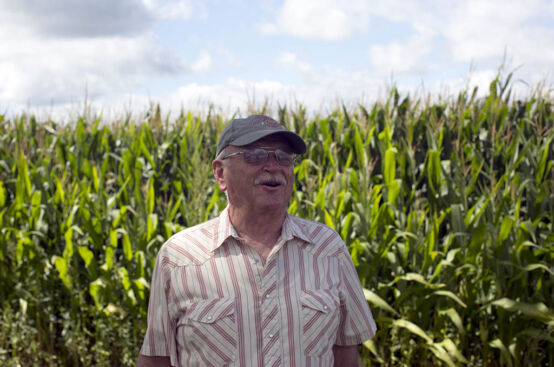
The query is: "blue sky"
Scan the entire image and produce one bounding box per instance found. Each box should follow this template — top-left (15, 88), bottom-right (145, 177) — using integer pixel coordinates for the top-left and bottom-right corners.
top-left (1, 0), bottom-right (552, 119)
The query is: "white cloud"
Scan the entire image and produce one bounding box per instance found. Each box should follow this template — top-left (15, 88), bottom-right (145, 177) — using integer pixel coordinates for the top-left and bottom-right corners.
top-left (277, 52), bottom-right (315, 78)
top-left (260, 0), bottom-right (370, 40)
top-left (0, 0), bottom-right (206, 108)
top-left (164, 67), bottom-right (388, 116)
top-left (0, 1), bottom-right (200, 38)
top-left (257, 21), bottom-right (279, 35)
top-left (364, 0), bottom-right (553, 85)
top-left (440, 0), bottom-right (553, 87)
top-left (442, 0), bottom-right (552, 63)
top-left (167, 78), bottom-right (287, 112)
top-left (368, 32), bottom-right (433, 74)
top-left (0, 0), bottom-right (153, 37)
top-left (217, 46), bottom-right (243, 68)
top-left (261, 0), bottom-right (552, 87)
top-left (0, 33), bottom-right (186, 106)
top-left (191, 51), bottom-right (215, 73)
top-left (142, 0), bottom-right (197, 20)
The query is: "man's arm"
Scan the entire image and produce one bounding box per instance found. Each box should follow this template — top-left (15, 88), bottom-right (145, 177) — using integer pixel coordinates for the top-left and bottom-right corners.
top-left (136, 354), bottom-right (172, 367)
top-left (332, 344), bottom-right (360, 367)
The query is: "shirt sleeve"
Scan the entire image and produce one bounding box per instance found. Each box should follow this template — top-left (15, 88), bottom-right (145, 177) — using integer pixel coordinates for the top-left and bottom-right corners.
top-left (140, 247), bottom-right (178, 365)
top-left (335, 244), bottom-right (377, 345)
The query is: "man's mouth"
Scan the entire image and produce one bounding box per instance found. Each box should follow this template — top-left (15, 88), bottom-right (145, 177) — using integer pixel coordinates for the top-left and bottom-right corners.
top-left (262, 181), bottom-right (281, 187)
top-left (255, 175), bottom-right (286, 188)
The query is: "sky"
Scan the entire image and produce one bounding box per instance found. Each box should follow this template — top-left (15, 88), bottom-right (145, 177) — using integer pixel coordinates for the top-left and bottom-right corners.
top-left (1, 0), bottom-right (553, 119)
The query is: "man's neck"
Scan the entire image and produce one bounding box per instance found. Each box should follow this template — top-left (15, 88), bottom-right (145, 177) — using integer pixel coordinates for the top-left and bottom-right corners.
top-left (228, 206), bottom-right (286, 258)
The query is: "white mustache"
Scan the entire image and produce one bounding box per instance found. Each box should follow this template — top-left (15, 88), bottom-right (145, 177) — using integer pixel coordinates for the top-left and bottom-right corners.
top-left (254, 174), bottom-right (286, 185)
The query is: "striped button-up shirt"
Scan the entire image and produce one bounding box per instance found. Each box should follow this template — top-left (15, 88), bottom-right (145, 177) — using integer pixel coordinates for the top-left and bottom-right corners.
top-left (140, 207), bottom-right (376, 367)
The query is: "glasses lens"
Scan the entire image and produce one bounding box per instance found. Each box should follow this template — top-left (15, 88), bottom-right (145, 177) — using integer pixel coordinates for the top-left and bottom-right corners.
top-left (275, 150), bottom-right (295, 165)
top-left (243, 148), bottom-right (268, 164)
top-left (242, 148), bottom-right (296, 166)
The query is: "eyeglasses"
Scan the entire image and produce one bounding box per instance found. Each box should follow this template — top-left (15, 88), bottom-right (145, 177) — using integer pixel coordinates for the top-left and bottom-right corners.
top-left (220, 147), bottom-right (299, 166)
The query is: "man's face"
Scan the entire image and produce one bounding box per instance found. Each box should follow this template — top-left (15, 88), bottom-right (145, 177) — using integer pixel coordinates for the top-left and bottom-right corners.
top-left (213, 135), bottom-right (295, 215)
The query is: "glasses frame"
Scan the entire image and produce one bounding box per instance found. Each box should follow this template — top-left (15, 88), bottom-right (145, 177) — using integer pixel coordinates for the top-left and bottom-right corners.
top-left (220, 147), bottom-right (299, 166)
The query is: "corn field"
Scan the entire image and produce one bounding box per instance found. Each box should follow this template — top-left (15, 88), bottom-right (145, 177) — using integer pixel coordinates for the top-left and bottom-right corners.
top-left (1, 75), bottom-right (553, 366)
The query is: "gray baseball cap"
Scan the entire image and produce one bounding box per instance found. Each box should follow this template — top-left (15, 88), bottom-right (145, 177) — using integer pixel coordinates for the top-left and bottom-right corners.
top-left (216, 115), bottom-right (307, 156)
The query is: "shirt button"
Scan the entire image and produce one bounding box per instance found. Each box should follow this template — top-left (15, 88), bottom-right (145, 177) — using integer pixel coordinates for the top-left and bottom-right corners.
top-left (206, 316), bottom-right (212, 320)
top-left (269, 334), bottom-right (274, 338)
top-left (265, 294), bottom-right (270, 299)
top-left (323, 306), bottom-right (328, 310)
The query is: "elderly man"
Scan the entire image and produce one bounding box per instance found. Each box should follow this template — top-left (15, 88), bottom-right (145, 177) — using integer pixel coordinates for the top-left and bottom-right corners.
top-left (137, 115), bottom-right (376, 367)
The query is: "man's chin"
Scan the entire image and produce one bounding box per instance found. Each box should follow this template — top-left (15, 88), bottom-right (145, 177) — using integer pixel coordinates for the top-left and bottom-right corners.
top-left (254, 199), bottom-right (288, 213)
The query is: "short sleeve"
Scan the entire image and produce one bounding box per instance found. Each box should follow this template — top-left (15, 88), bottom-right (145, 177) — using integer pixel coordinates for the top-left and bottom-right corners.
top-left (335, 244), bottom-right (377, 345)
top-left (140, 249), bottom-right (178, 364)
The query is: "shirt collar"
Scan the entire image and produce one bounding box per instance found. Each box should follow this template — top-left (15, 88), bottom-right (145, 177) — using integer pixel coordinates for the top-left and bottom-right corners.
top-left (212, 206), bottom-right (313, 252)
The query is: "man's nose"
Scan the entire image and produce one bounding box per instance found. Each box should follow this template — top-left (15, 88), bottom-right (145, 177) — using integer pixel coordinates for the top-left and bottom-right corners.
top-left (263, 152), bottom-right (281, 169)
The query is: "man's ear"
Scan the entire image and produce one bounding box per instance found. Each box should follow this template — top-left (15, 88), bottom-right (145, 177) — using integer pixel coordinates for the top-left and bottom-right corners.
top-left (212, 159), bottom-right (227, 192)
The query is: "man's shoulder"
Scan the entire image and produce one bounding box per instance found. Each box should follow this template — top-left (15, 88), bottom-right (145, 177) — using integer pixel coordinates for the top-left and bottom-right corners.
top-left (288, 214), bottom-right (347, 256)
top-left (288, 214), bottom-right (327, 232)
top-left (157, 217), bottom-right (220, 267)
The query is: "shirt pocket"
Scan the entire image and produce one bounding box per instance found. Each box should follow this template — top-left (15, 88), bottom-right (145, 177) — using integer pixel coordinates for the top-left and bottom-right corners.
top-left (300, 290), bottom-right (340, 357)
top-left (179, 297), bottom-right (238, 366)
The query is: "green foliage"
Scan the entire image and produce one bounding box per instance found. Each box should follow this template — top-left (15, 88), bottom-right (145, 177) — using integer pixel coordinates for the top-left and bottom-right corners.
top-left (1, 77), bottom-right (553, 366)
